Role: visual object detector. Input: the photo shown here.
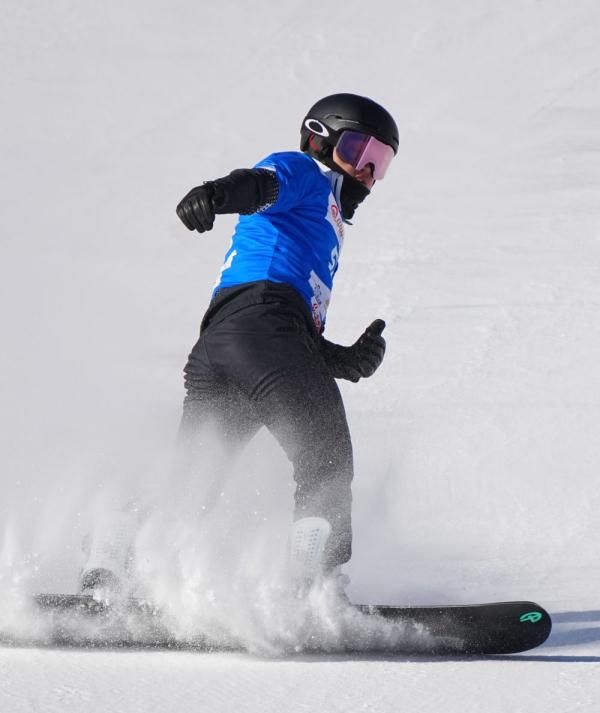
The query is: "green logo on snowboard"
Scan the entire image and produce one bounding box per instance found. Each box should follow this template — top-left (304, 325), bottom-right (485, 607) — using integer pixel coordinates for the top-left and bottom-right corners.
top-left (520, 611), bottom-right (543, 623)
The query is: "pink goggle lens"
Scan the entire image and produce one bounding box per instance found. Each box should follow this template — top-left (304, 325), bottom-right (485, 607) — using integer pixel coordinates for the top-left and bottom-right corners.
top-left (335, 131), bottom-right (395, 180)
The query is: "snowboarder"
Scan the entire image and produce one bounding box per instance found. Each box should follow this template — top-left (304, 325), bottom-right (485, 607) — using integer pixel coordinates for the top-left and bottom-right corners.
top-left (174, 93), bottom-right (399, 595)
top-left (80, 93), bottom-right (399, 598)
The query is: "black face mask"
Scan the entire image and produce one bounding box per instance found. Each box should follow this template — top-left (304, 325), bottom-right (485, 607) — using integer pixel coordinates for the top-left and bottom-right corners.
top-left (340, 173), bottom-right (371, 221)
top-left (307, 141), bottom-right (372, 221)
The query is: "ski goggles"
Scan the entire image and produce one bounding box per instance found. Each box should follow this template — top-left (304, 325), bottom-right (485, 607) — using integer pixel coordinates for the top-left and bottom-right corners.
top-left (335, 130), bottom-right (396, 180)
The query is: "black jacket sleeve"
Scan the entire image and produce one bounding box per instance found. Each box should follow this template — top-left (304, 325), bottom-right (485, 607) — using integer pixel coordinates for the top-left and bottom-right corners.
top-left (212, 168), bottom-right (280, 215)
top-left (177, 168), bottom-right (280, 233)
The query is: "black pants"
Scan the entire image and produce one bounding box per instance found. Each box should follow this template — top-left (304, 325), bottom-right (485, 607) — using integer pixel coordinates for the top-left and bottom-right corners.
top-left (179, 281), bottom-right (353, 568)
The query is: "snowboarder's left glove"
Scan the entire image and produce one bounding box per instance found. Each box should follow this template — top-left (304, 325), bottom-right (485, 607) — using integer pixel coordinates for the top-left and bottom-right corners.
top-left (320, 319), bottom-right (386, 382)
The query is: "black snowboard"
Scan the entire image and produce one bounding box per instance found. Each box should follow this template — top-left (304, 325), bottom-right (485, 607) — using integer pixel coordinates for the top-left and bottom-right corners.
top-left (27, 594), bottom-right (551, 655)
top-left (355, 601), bottom-right (552, 654)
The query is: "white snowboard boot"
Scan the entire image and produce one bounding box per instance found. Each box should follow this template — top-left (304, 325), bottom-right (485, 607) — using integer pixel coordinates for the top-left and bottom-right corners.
top-left (80, 502), bottom-right (139, 600)
top-left (287, 516), bottom-right (332, 597)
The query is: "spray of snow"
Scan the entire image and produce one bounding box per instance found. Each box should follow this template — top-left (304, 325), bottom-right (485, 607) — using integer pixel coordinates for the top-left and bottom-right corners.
top-left (0, 429), bottom-right (441, 654)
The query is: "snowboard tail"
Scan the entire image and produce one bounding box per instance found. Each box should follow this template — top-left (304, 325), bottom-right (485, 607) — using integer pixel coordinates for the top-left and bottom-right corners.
top-left (357, 601), bottom-right (552, 654)
top-left (24, 595), bottom-right (552, 655)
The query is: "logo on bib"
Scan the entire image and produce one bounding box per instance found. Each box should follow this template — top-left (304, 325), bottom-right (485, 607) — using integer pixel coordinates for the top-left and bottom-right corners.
top-left (309, 270), bottom-right (331, 330)
top-left (328, 201), bottom-right (344, 242)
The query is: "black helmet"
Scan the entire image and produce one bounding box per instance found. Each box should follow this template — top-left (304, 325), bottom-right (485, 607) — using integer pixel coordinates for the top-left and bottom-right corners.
top-left (300, 93), bottom-right (398, 220)
top-left (300, 93), bottom-right (399, 158)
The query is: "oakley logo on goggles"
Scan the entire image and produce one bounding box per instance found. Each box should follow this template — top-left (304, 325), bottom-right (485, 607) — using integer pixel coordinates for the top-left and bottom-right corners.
top-left (335, 131), bottom-right (395, 180)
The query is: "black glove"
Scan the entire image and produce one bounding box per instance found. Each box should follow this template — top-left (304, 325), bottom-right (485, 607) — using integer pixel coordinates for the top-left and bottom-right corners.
top-left (176, 169), bottom-right (280, 233)
top-left (176, 182), bottom-right (216, 233)
top-left (320, 319), bottom-right (386, 382)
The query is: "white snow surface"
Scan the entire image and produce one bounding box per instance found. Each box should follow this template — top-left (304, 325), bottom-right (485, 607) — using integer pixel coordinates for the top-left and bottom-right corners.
top-left (1, 0), bottom-right (600, 710)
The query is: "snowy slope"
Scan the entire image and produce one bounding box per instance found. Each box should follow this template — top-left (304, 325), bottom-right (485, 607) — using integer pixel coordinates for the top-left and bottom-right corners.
top-left (1, 0), bottom-right (600, 710)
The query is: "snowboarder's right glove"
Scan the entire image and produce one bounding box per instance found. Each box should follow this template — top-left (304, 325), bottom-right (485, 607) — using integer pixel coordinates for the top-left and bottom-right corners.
top-left (176, 183), bottom-right (216, 232)
top-left (320, 319), bottom-right (386, 382)
top-left (176, 169), bottom-right (279, 233)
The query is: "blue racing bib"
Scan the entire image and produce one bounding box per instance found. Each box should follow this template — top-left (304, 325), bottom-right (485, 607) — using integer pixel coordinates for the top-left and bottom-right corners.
top-left (213, 151), bottom-right (345, 330)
